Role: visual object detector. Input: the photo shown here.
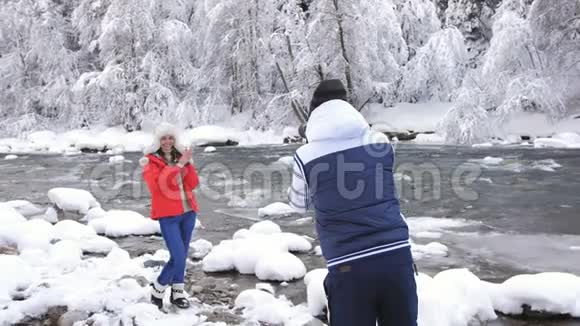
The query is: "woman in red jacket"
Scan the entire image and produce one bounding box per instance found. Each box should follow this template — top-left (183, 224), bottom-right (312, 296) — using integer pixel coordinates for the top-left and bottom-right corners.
top-left (140, 122), bottom-right (199, 310)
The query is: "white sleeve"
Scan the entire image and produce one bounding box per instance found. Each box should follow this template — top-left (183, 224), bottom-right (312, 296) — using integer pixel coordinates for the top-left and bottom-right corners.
top-left (288, 154), bottom-right (310, 213)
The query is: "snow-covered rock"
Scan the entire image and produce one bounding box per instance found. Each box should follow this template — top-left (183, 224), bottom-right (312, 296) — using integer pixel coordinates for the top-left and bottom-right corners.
top-left (42, 207), bottom-right (59, 223)
top-left (472, 142), bottom-right (494, 148)
top-left (414, 133), bottom-right (446, 144)
top-left (202, 221), bottom-right (309, 281)
top-left (47, 188), bottom-right (100, 215)
top-left (304, 269), bottom-right (328, 316)
top-left (235, 287), bottom-right (313, 325)
top-left (0, 204), bottom-right (28, 238)
top-left (248, 220), bottom-right (282, 235)
top-left (255, 252), bottom-right (307, 282)
top-left (534, 132), bottom-right (580, 149)
top-left (16, 219), bottom-right (55, 252)
top-left (88, 210), bottom-right (160, 237)
top-left (257, 202), bottom-right (296, 218)
top-left (0, 255), bottom-right (34, 306)
top-left (184, 125), bottom-right (240, 147)
top-left (83, 207), bottom-right (107, 222)
top-left (189, 239), bottom-right (213, 259)
top-left (364, 102), bottom-right (453, 133)
top-left (1, 200), bottom-right (44, 217)
top-left (406, 217), bottom-right (472, 237)
top-left (479, 156), bottom-right (504, 165)
top-left (108, 155), bottom-right (125, 164)
top-left (412, 241), bottom-right (449, 260)
top-left (486, 272), bottom-right (580, 317)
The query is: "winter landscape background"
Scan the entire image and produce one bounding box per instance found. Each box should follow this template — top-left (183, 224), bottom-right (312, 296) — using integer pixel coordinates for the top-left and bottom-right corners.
top-left (1, 0), bottom-right (579, 143)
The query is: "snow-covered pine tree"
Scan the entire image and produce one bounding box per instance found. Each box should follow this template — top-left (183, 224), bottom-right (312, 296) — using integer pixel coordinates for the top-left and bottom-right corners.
top-left (200, 0), bottom-right (275, 120)
top-left (141, 11), bottom-right (197, 126)
top-left (0, 0), bottom-right (79, 135)
top-left (400, 27), bottom-right (469, 103)
top-left (305, 0), bottom-right (413, 108)
top-left (349, 0), bottom-right (409, 107)
top-left (528, 0), bottom-right (580, 114)
top-left (438, 87), bottom-right (493, 143)
top-left (394, 0), bottom-right (441, 60)
top-left (72, 0), bottom-right (155, 130)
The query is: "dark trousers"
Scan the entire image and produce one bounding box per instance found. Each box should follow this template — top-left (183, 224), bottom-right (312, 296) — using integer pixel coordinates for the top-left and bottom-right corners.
top-left (323, 247), bottom-right (418, 326)
top-left (157, 211), bottom-right (197, 285)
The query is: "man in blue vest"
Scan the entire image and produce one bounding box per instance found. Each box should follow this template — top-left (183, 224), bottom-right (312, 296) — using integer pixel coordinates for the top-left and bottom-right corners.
top-left (289, 79), bottom-right (418, 326)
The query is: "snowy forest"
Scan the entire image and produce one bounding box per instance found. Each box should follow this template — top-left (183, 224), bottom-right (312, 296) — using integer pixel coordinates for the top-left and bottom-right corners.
top-left (0, 0), bottom-right (579, 142)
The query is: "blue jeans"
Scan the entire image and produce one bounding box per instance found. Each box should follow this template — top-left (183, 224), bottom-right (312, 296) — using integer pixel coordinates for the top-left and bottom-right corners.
top-left (157, 211), bottom-right (197, 285)
top-left (323, 247), bottom-right (418, 326)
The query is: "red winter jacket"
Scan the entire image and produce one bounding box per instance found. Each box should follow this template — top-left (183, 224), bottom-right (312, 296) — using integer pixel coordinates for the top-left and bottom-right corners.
top-left (142, 154), bottom-right (199, 219)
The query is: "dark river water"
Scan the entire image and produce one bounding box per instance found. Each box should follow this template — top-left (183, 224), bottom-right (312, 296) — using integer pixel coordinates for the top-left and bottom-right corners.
top-left (1, 144), bottom-right (579, 325)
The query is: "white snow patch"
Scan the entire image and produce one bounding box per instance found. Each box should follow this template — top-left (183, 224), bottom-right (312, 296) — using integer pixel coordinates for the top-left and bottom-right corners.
top-left (531, 159), bottom-right (562, 172)
top-left (406, 217), bottom-right (473, 236)
top-left (88, 210), bottom-right (160, 237)
top-left (16, 219), bottom-right (55, 252)
top-left (364, 102), bottom-right (453, 133)
top-left (0, 255), bottom-right (34, 306)
top-left (414, 133), bottom-right (446, 144)
top-left (47, 188), bottom-right (100, 214)
top-left (234, 287), bottom-right (313, 325)
top-left (184, 125), bottom-right (240, 147)
top-left (473, 156), bottom-right (504, 165)
top-left (419, 269), bottom-right (497, 325)
top-left (0, 204), bottom-right (27, 246)
top-left (412, 241), bottom-right (449, 260)
top-left (304, 269), bottom-right (328, 316)
top-left (0, 246), bottom-right (194, 325)
top-left (485, 272), bottom-right (580, 317)
top-left (255, 283), bottom-right (275, 295)
top-left (248, 220), bottom-right (282, 235)
top-left (202, 221), bottom-right (309, 281)
top-left (42, 207), bottom-right (59, 224)
top-left (472, 142), bottom-right (494, 148)
top-left (257, 202), bottom-right (297, 218)
top-left (1, 201), bottom-right (44, 217)
top-left (0, 124), bottom-right (291, 155)
top-left (414, 231), bottom-right (443, 239)
top-left (108, 155), bottom-right (125, 164)
top-left (313, 246), bottom-right (323, 256)
top-left (83, 206), bottom-right (107, 222)
top-left (534, 132), bottom-right (580, 149)
top-left (53, 220), bottom-right (117, 254)
top-left (255, 252), bottom-right (307, 282)
top-left (48, 240), bottom-right (83, 271)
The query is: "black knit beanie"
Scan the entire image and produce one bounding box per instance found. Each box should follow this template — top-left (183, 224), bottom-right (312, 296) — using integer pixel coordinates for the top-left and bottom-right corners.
top-left (309, 79), bottom-right (347, 115)
top-left (298, 79), bottom-right (347, 139)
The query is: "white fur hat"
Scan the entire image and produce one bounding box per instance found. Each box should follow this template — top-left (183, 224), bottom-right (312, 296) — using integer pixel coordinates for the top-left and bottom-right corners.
top-left (142, 122), bottom-right (189, 155)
